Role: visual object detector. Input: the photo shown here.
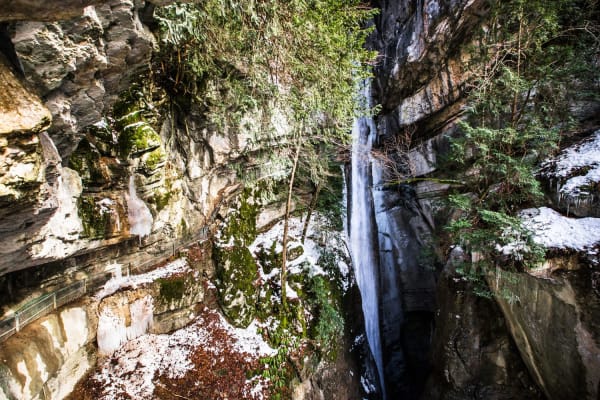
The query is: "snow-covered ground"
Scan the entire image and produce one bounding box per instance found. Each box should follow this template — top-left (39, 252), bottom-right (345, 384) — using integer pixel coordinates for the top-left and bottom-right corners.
top-left (84, 306), bottom-right (276, 399)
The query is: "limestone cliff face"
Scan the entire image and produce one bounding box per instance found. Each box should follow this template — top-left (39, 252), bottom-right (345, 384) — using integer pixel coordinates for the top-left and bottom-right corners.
top-left (367, 1), bottom-right (494, 398)
top-left (488, 262), bottom-right (600, 400)
top-left (0, 258), bottom-right (205, 400)
top-left (372, 0), bottom-right (486, 130)
top-left (0, 0), bottom-right (274, 285)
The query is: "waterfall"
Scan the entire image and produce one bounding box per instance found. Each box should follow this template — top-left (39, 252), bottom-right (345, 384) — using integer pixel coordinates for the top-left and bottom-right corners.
top-left (127, 176), bottom-right (154, 239)
top-left (350, 109), bottom-right (386, 399)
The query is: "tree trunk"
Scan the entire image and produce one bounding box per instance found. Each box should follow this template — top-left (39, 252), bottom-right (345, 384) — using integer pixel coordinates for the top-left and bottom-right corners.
top-left (301, 182), bottom-right (322, 244)
top-left (281, 143), bottom-right (301, 319)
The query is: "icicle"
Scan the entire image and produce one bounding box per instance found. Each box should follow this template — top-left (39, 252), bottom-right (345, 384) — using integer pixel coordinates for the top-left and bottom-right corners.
top-left (97, 309), bottom-right (127, 355)
top-left (96, 296), bottom-right (154, 356)
top-left (127, 296), bottom-right (154, 340)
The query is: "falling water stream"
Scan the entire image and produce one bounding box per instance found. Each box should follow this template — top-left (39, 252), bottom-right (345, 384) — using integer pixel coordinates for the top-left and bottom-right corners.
top-left (350, 105), bottom-right (386, 399)
top-left (127, 175), bottom-right (154, 239)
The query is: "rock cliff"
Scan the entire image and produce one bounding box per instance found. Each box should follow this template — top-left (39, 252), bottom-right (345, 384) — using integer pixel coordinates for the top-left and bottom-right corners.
top-left (368, 0), bottom-right (600, 399)
top-left (0, 0), bottom-right (266, 289)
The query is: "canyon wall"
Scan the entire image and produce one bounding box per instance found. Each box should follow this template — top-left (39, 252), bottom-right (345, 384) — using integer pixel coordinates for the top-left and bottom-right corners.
top-left (0, 0), bottom-right (285, 297)
top-left (368, 0), bottom-right (600, 399)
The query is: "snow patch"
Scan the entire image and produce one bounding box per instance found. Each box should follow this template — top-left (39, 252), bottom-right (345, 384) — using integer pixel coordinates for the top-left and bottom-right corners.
top-left (541, 130), bottom-right (600, 200)
top-left (520, 207), bottom-right (600, 251)
top-left (95, 258), bottom-right (191, 300)
top-left (91, 307), bottom-right (275, 399)
top-left (248, 212), bottom-right (351, 291)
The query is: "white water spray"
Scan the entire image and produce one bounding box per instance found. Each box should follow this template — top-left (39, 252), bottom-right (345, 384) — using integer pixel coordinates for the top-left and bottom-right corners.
top-left (350, 105), bottom-right (386, 398)
top-left (127, 176), bottom-right (153, 239)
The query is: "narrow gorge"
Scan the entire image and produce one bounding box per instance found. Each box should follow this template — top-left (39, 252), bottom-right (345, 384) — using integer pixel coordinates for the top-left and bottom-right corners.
top-left (1, 1), bottom-right (599, 400)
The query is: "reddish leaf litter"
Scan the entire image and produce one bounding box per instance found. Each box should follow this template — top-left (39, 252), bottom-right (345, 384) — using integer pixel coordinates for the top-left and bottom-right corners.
top-left (69, 307), bottom-right (276, 400)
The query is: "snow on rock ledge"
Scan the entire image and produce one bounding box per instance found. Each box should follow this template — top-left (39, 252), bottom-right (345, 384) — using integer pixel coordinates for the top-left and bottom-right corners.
top-left (520, 207), bottom-right (600, 273)
top-left (539, 130), bottom-right (600, 217)
top-left (521, 207), bottom-right (600, 252)
top-left (79, 307), bottom-right (276, 399)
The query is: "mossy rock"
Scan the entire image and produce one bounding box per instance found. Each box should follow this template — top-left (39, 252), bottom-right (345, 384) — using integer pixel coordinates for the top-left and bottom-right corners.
top-left (222, 189), bottom-right (259, 247)
top-left (149, 188), bottom-right (173, 212)
top-left (157, 276), bottom-right (186, 302)
top-left (256, 284), bottom-right (276, 321)
top-left (118, 120), bottom-right (161, 158)
top-left (288, 245), bottom-right (304, 262)
top-left (114, 91), bottom-right (161, 158)
top-left (214, 245), bottom-right (258, 327)
top-left (69, 139), bottom-right (105, 186)
top-left (86, 121), bottom-right (117, 156)
top-left (78, 196), bottom-right (111, 239)
top-left (140, 147), bottom-right (167, 175)
top-left (255, 241), bottom-right (280, 275)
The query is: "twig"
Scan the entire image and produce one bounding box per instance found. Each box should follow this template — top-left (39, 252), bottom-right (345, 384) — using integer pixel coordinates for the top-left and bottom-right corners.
top-left (156, 383), bottom-right (192, 400)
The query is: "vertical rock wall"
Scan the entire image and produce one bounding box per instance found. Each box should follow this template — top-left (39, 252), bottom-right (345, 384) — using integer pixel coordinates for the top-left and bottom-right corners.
top-left (0, 0), bottom-right (283, 289)
top-left (368, 1), bottom-right (600, 399)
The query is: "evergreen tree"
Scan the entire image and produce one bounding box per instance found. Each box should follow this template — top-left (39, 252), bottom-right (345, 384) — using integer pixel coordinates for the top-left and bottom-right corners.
top-left (444, 0), bottom-right (599, 285)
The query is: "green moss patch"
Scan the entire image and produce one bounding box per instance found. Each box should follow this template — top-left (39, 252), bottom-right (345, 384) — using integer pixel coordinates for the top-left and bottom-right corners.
top-left (142, 148), bottom-right (167, 173)
top-left (214, 245), bottom-right (258, 327)
top-left (113, 90), bottom-right (162, 158)
top-left (78, 196), bottom-right (111, 239)
top-left (69, 139), bottom-right (105, 186)
top-left (157, 276), bottom-right (186, 302)
top-left (118, 120), bottom-right (161, 158)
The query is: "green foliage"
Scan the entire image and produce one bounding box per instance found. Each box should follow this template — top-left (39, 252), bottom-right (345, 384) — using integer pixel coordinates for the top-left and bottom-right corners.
top-left (443, 0), bottom-right (599, 281)
top-left (311, 164), bottom-right (345, 230)
top-left (468, 0), bottom-right (599, 129)
top-left (154, 0), bottom-right (375, 114)
top-left (258, 333), bottom-right (298, 400)
top-left (449, 122), bottom-right (555, 212)
top-left (154, 0), bottom-right (377, 184)
top-left (306, 274), bottom-right (344, 360)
